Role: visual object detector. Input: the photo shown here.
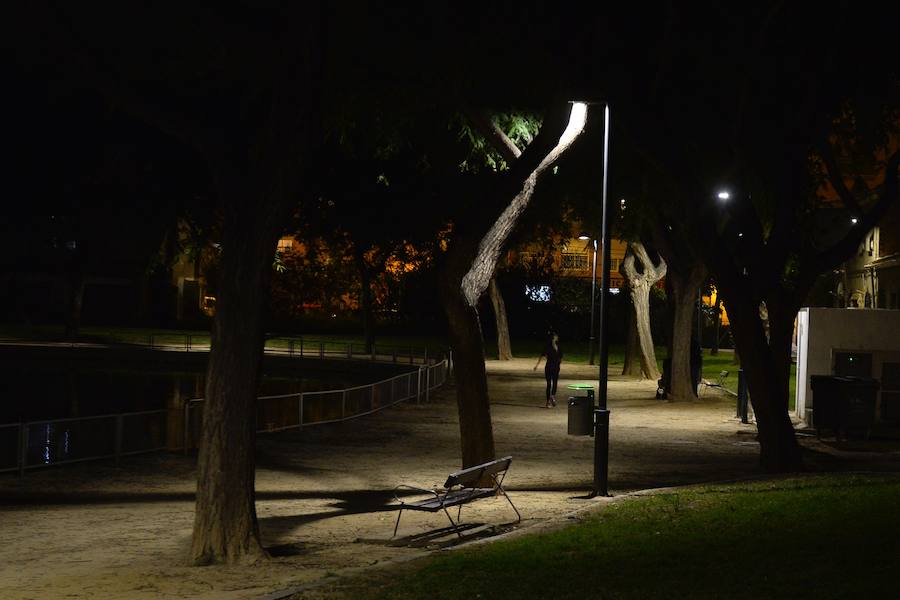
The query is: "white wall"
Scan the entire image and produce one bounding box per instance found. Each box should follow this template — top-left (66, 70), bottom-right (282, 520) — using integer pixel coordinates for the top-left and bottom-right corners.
top-left (795, 308), bottom-right (900, 426)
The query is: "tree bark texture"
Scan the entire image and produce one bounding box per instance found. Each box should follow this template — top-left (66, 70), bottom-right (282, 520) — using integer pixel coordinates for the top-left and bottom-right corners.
top-left (439, 238), bottom-right (496, 468)
top-left (666, 263), bottom-right (706, 401)
top-left (721, 289), bottom-right (801, 470)
top-left (488, 278), bottom-right (513, 360)
top-left (620, 243), bottom-right (666, 380)
top-left (621, 304), bottom-right (643, 378)
top-left (190, 184), bottom-right (286, 565)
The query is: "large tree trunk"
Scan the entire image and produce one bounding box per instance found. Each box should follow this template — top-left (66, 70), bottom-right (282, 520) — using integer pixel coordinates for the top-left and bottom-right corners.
top-left (620, 243), bottom-right (665, 380)
top-left (488, 278), bottom-right (512, 360)
top-left (441, 267), bottom-right (496, 468)
top-left (621, 302), bottom-right (643, 377)
top-left (190, 193), bottom-right (282, 565)
top-left (724, 291), bottom-right (801, 471)
top-left (667, 263), bottom-right (706, 401)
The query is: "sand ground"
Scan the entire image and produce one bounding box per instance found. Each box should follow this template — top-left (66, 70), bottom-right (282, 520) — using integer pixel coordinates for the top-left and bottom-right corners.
top-left (1, 358), bottom-right (897, 599)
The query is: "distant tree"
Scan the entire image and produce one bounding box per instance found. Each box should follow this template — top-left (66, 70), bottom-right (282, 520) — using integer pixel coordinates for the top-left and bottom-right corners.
top-left (619, 242), bottom-right (666, 380)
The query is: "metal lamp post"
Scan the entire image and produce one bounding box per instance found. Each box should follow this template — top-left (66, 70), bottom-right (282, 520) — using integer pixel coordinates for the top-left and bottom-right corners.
top-left (592, 103), bottom-right (612, 498)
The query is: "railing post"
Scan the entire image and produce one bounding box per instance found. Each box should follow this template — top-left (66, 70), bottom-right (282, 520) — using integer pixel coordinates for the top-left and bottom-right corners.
top-left (114, 414), bottom-right (124, 465)
top-left (448, 350), bottom-right (453, 378)
top-left (18, 423), bottom-right (28, 477)
top-left (425, 366), bottom-right (431, 403)
top-left (319, 342), bottom-right (324, 359)
top-left (289, 339), bottom-right (294, 358)
top-left (186, 334), bottom-right (191, 352)
top-left (299, 338), bottom-right (304, 357)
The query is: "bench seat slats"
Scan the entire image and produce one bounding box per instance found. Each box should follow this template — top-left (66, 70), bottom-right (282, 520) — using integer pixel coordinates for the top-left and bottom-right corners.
top-left (400, 488), bottom-right (495, 512)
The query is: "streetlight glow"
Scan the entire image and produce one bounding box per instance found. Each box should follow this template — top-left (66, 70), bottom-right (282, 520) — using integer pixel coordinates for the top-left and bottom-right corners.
top-left (851, 217), bottom-right (859, 224)
top-left (717, 191), bottom-right (731, 201)
top-left (578, 234), bottom-right (590, 240)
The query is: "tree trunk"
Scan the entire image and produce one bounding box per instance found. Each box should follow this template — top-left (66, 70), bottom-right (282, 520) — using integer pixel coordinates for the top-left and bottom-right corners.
top-left (190, 188), bottom-right (283, 565)
top-left (355, 252), bottom-right (375, 354)
top-left (631, 283), bottom-right (660, 380)
top-left (488, 278), bottom-right (512, 360)
top-left (620, 243), bottom-right (665, 380)
top-left (724, 292), bottom-right (801, 471)
top-left (711, 295), bottom-right (722, 355)
top-left (667, 264), bottom-right (706, 401)
top-left (440, 252), bottom-right (496, 468)
top-left (621, 302), bottom-right (643, 377)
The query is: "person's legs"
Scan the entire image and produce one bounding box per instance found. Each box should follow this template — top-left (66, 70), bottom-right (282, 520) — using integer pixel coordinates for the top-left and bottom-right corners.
top-left (545, 368), bottom-right (559, 406)
top-left (545, 374), bottom-right (553, 406)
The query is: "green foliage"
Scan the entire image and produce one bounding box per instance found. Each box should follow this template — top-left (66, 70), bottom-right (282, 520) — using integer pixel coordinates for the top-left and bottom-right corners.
top-left (455, 111), bottom-right (541, 173)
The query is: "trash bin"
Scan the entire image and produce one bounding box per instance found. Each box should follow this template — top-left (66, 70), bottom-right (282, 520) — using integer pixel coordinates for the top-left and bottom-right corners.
top-left (809, 375), bottom-right (879, 439)
top-left (568, 396), bottom-right (593, 436)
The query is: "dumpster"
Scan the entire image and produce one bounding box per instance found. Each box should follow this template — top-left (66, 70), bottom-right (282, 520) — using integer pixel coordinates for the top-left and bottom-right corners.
top-left (809, 375), bottom-right (879, 439)
top-left (568, 396), bottom-right (593, 436)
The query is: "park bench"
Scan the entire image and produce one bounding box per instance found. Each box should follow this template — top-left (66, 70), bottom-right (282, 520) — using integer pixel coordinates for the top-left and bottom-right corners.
top-left (391, 456), bottom-right (521, 538)
top-left (700, 370), bottom-right (730, 396)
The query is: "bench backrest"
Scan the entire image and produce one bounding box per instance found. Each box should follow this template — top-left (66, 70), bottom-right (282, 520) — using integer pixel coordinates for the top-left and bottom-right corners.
top-left (444, 456), bottom-right (512, 489)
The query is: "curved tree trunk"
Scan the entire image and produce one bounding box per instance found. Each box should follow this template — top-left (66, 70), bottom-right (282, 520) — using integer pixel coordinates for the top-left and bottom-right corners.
top-left (667, 263), bottom-right (706, 401)
top-left (488, 278), bottom-right (512, 360)
top-left (190, 198), bottom-right (281, 565)
top-left (441, 101), bottom-right (586, 469)
top-left (620, 243), bottom-right (665, 380)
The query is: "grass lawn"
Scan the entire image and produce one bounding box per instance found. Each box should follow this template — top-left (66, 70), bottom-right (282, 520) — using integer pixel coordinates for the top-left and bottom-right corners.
top-left (319, 474), bottom-right (900, 600)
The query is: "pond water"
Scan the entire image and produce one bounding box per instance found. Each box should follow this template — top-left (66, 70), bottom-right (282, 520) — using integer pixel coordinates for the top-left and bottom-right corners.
top-left (0, 356), bottom-right (391, 423)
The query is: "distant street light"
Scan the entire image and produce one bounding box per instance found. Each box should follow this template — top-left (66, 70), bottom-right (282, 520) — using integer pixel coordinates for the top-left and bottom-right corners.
top-left (717, 190), bottom-right (731, 201)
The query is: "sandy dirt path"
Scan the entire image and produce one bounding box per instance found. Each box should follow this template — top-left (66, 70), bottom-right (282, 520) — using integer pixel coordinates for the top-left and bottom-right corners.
top-left (1, 358), bottom-right (890, 599)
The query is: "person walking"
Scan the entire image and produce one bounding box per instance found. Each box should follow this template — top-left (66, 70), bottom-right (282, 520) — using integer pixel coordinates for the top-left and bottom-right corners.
top-left (534, 331), bottom-right (563, 408)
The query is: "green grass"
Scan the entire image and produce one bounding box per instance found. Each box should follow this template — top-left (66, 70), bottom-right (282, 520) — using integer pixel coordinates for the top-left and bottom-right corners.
top-left (323, 474), bottom-right (900, 600)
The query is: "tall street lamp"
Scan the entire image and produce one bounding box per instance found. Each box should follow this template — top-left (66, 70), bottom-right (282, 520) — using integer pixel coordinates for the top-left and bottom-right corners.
top-left (592, 102), bottom-right (612, 498)
top-left (579, 234), bottom-right (598, 365)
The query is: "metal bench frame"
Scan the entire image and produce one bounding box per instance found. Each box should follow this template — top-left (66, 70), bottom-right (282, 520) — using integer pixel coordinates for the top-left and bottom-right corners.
top-left (700, 370), bottom-right (730, 396)
top-left (392, 456), bottom-right (521, 538)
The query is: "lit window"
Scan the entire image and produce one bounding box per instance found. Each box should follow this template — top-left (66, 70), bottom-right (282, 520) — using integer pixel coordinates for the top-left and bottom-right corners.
top-left (561, 253), bottom-right (589, 270)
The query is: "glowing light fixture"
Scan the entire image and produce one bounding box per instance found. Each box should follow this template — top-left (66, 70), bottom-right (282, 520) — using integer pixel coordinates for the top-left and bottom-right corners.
top-left (558, 102), bottom-right (588, 147)
top-left (851, 217), bottom-right (859, 224)
top-left (717, 191), bottom-right (731, 201)
top-left (578, 234), bottom-right (590, 240)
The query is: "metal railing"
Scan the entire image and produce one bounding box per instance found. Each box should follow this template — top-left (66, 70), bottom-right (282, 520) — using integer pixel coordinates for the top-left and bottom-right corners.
top-left (13, 332), bottom-right (441, 366)
top-left (2, 357), bottom-right (449, 475)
